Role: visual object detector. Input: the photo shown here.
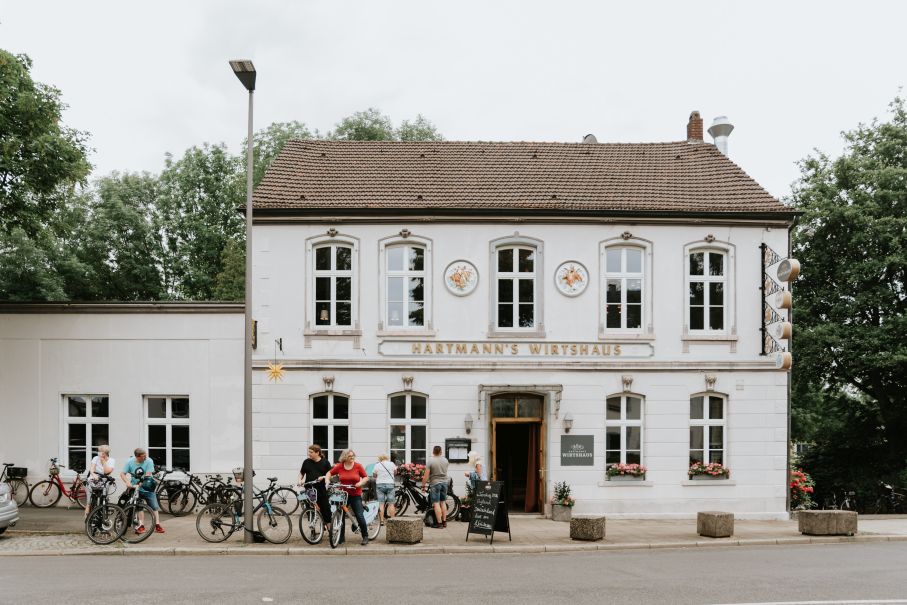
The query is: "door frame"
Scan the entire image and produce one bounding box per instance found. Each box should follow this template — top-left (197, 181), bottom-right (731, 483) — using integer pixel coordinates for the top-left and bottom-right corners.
top-left (489, 395), bottom-right (546, 513)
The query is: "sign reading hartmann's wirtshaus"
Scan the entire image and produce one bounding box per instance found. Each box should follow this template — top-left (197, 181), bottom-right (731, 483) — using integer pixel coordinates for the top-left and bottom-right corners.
top-left (379, 341), bottom-right (654, 358)
top-left (561, 435), bottom-right (594, 466)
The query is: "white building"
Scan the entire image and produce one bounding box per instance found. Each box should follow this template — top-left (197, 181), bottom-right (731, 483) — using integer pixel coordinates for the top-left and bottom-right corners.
top-left (0, 113), bottom-right (797, 518)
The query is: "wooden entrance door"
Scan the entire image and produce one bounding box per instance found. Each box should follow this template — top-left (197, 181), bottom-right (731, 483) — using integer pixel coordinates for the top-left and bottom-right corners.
top-left (489, 394), bottom-right (545, 513)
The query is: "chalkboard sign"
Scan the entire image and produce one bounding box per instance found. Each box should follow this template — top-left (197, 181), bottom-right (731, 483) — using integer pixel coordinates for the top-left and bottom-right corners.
top-left (466, 480), bottom-right (511, 544)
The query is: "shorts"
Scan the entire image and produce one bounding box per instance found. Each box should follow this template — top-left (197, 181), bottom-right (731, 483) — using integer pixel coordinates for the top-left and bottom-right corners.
top-left (138, 488), bottom-right (161, 512)
top-left (376, 484), bottom-right (396, 503)
top-left (429, 482), bottom-right (448, 504)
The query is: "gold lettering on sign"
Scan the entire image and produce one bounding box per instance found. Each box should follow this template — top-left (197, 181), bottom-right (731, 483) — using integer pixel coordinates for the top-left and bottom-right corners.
top-left (615, 344), bottom-right (621, 356)
top-left (529, 344), bottom-right (542, 354)
top-left (510, 344), bottom-right (519, 355)
top-left (580, 344), bottom-right (589, 355)
top-left (482, 343), bottom-right (492, 354)
top-left (470, 344), bottom-right (480, 354)
top-left (398, 341), bottom-right (631, 357)
top-left (456, 343), bottom-right (467, 354)
top-left (412, 343), bottom-right (421, 354)
top-left (592, 345), bottom-right (601, 355)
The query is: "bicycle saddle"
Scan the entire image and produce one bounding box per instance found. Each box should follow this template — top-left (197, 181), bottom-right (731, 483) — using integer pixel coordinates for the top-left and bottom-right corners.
top-left (267, 476), bottom-right (278, 483)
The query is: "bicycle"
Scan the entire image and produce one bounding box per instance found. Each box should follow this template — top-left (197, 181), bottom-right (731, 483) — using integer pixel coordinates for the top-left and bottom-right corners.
top-left (395, 476), bottom-right (459, 524)
top-left (869, 483), bottom-right (906, 514)
top-left (1, 462), bottom-right (29, 507)
top-left (195, 476), bottom-right (292, 544)
top-left (117, 468), bottom-right (160, 544)
top-left (85, 475), bottom-right (126, 545)
top-left (28, 458), bottom-right (88, 508)
top-left (297, 480), bottom-right (328, 544)
top-left (326, 483), bottom-right (382, 548)
top-left (822, 490), bottom-right (858, 512)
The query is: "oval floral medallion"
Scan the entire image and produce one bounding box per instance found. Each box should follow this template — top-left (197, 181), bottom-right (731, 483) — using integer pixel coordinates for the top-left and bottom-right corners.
top-left (555, 261), bottom-right (589, 297)
top-left (444, 260), bottom-right (479, 296)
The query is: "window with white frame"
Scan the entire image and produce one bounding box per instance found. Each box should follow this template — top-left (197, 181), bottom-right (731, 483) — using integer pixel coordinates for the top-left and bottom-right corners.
top-left (312, 394), bottom-right (349, 463)
top-left (496, 245), bottom-right (536, 329)
top-left (688, 250), bottom-right (726, 332)
top-left (689, 394), bottom-right (725, 465)
top-left (146, 396), bottom-right (191, 470)
top-left (314, 244), bottom-right (353, 327)
top-left (605, 395), bottom-right (643, 465)
top-left (386, 244), bottom-right (425, 328)
top-left (64, 395), bottom-right (109, 472)
top-left (605, 247), bottom-right (644, 331)
top-left (388, 393), bottom-right (427, 465)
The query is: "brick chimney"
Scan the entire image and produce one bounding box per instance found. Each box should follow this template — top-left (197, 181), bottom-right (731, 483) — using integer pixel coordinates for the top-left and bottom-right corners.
top-left (686, 111), bottom-right (703, 142)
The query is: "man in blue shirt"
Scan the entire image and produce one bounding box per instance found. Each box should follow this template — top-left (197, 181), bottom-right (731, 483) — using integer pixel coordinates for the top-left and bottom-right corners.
top-left (120, 448), bottom-right (164, 535)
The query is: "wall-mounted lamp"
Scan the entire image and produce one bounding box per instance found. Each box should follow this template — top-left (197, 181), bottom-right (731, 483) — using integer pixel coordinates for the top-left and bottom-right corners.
top-left (563, 413), bottom-right (574, 433)
top-left (464, 413), bottom-right (473, 435)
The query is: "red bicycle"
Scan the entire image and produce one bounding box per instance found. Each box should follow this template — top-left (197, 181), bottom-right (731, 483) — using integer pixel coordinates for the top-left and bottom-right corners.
top-left (29, 458), bottom-right (88, 508)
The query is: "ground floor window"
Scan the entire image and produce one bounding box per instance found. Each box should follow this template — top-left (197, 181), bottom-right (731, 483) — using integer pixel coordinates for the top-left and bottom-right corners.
top-left (389, 393), bottom-right (427, 464)
top-left (605, 394), bottom-right (643, 465)
top-left (312, 393), bottom-right (349, 463)
top-left (690, 394), bottom-right (725, 464)
top-left (146, 396), bottom-right (191, 470)
top-left (64, 395), bottom-right (109, 472)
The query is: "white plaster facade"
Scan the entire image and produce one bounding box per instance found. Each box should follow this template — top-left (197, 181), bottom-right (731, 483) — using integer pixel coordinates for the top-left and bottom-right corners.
top-left (251, 220), bottom-right (793, 518)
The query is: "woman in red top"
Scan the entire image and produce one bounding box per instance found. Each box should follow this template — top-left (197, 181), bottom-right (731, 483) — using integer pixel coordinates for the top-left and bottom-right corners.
top-left (324, 449), bottom-right (370, 545)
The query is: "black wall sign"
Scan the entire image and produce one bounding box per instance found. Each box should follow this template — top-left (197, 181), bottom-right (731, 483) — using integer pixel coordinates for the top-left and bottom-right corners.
top-left (561, 435), bottom-right (594, 466)
top-left (465, 480), bottom-right (511, 544)
top-left (445, 438), bottom-right (471, 463)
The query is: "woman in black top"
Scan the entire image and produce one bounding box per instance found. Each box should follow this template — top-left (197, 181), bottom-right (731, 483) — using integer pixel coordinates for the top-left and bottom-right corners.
top-left (298, 444), bottom-right (333, 530)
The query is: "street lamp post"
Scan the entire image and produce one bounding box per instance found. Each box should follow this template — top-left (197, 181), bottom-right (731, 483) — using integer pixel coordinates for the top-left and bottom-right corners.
top-left (229, 59), bottom-right (256, 544)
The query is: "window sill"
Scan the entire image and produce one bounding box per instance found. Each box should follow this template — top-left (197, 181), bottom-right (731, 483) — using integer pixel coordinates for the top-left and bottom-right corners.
top-left (304, 329), bottom-right (363, 337)
top-left (487, 330), bottom-right (547, 339)
top-left (598, 479), bottom-right (653, 487)
top-left (598, 332), bottom-right (656, 342)
top-left (681, 479), bottom-right (737, 486)
top-left (377, 329), bottom-right (437, 338)
top-left (682, 334), bottom-right (738, 342)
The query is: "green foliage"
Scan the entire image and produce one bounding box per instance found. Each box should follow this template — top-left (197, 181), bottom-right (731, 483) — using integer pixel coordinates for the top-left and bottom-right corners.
top-left (0, 51), bottom-right (90, 237)
top-left (212, 238), bottom-right (245, 301)
top-left (0, 227), bottom-right (67, 300)
top-left (792, 96), bottom-right (907, 498)
top-left (156, 144), bottom-right (245, 300)
top-left (396, 114), bottom-right (444, 142)
top-left (330, 107), bottom-right (396, 141)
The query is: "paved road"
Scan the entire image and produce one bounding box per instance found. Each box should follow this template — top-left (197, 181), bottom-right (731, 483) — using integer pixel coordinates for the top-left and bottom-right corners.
top-left (2, 542), bottom-right (907, 605)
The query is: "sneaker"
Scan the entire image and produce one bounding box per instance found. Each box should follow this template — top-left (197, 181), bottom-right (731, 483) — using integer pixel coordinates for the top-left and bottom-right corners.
top-left (135, 525), bottom-right (145, 535)
top-left (360, 537), bottom-right (368, 546)
top-left (154, 524), bottom-right (165, 534)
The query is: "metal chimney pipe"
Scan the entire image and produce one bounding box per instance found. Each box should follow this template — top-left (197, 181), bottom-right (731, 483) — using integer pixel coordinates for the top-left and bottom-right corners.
top-left (708, 116), bottom-right (734, 156)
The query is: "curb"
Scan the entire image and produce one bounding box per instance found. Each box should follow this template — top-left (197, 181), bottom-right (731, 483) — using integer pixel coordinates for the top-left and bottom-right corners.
top-left (1, 533), bottom-right (905, 557)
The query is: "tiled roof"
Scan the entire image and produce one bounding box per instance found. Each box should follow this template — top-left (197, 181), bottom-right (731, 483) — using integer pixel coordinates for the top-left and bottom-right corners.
top-left (252, 140), bottom-right (790, 216)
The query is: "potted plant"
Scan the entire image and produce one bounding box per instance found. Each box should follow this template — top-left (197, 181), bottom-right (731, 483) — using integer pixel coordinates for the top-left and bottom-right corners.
top-left (458, 480), bottom-right (475, 522)
top-left (789, 468), bottom-right (816, 510)
top-left (607, 463), bottom-right (647, 481)
top-left (550, 481), bottom-right (575, 521)
top-left (395, 463), bottom-right (426, 483)
top-left (688, 461), bottom-right (730, 480)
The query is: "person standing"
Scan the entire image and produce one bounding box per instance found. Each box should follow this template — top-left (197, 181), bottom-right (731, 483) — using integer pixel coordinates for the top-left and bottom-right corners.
top-left (120, 448), bottom-right (164, 535)
top-left (85, 445), bottom-right (115, 518)
top-left (422, 445), bottom-right (449, 529)
top-left (464, 450), bottom-right (487, 490)
top-left (324, 449), bottom-right (369, 546)
top-left (372, 453), bottom-right (397, 525)
top-left (298, 444), bottom-right (333, 533)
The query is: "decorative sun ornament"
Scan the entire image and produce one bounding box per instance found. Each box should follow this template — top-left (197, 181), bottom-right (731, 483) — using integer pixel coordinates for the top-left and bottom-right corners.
top-left (266, 361), bottom-right (285, 382)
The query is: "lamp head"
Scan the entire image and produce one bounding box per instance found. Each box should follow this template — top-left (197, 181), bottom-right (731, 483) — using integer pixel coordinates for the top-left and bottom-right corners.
top-left (229, 59), bottom-right (256, 91)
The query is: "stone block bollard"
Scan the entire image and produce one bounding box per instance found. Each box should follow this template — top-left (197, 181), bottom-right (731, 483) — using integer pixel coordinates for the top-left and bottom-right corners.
top-left (385, 517), bottom-right (423, 544)
top-left (697, 511), bottom-right (734, 538)
top-left (570, 515), bottom-right (606, 541)
top-left (798, 510), bottom-right (857, 536)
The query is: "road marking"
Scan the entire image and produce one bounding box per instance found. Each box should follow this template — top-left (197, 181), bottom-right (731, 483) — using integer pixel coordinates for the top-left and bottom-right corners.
top-left (261, 598), bottom-right (274, 602)
top-left (713, 601), bottom-right (907, 605)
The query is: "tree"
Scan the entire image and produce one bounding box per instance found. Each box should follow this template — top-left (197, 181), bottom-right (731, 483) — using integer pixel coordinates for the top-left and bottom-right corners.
top-left (156, 144), bottom-right (244, 300)
top-left (0, 50), bottom-right (90, 237)
top-left (791, 97), bottom-right (907, 493)
top-left (0, 227), bottom-right (67, 301)
top-left (330, 107), bottom-right (395, 141)
top-left (212, 238), bottom-right (245, 300)
top-left (396, 114), bottom-right (443, 142)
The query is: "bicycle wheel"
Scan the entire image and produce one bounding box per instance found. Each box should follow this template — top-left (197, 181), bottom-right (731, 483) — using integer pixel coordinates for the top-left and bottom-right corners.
top-left (85, 504), bottom-right (126, 545)
top-left (167, 487), bottom-right (197, 517)
top-left (445, 493), bottom-right (460, 521)
top-left (268, 487), bottom-right (299, 515)
top-left (256, 506), bottom-right (292, 544)
top-left (196, 503), bottom-right (235, 543)
top-left (396, 491), bottom-right (410, 516)
top-left (121, 502), bottom-right (155, 544)
top-left (298, 507), bottom-right (324, 544)
top-left (367, 508), bottom-right (381, 540)
top-left (29, 480), bottom-right (62, 508)
top-left (72, 482), bottom-right (88, 509)
top-left (328, 508), bottom-right (345, 548)
top-left (6, 479), bottom-right (29, 507)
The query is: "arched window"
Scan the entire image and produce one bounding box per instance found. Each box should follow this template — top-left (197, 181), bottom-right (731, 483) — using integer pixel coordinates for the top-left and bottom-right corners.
top-left (689, 394), bottom-right (726, 465)
top-left (605, 394), bottom-right (644, 465)
top-left (388, 392), bottom-right (428, 464)
top-left (604, 246), bottom-right (645, 331)
top-left (386, 244), bottom-right (426, 328)
top-left (489, 235), bottom-right (544, 335)
top-left (687, 249), bottom-right (726, 332)
top-left (313, 243), bottom-right (354, 328)
top-left (311, 393), bottom-right (350, 463)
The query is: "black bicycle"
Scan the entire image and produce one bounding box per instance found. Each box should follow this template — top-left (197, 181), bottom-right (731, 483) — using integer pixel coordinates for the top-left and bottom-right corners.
top-left (297, 480), bottom-right (327, 544)
top-left (195, 476), bottom-right (292, 544)
top-left (158, 470), bottom-right (231, 516)
top-left (869, 483), bottom-right (906, 514)
top-left (118, 468), bottom-right (159, 544)
top-left (1, 462), bottom-right (29, 507)
top-left (822, 490), bottom-right (858, 512)
top-left (85, 475), bottom-right (126, 545)
top-left (395, 476), bottom-right (459, 523)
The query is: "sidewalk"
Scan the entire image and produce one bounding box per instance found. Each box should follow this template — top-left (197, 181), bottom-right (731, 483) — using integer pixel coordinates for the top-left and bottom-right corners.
top-left (3, 507), bottom-right (907, 557)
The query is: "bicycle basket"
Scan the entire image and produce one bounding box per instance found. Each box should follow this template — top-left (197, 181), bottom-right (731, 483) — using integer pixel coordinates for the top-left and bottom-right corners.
top-left (49, 466), bottom-right (60, 477)
top-left (328, 490), bottom-right (348, 506)
top-left (7, 467), bottom-right (27, 479)
top-left (300, 488), bottom-right (318, 503)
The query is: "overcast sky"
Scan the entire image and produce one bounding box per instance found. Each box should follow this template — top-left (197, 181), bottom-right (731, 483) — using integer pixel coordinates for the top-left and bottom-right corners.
top-left (3, 1), bottom-right (904, 200)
